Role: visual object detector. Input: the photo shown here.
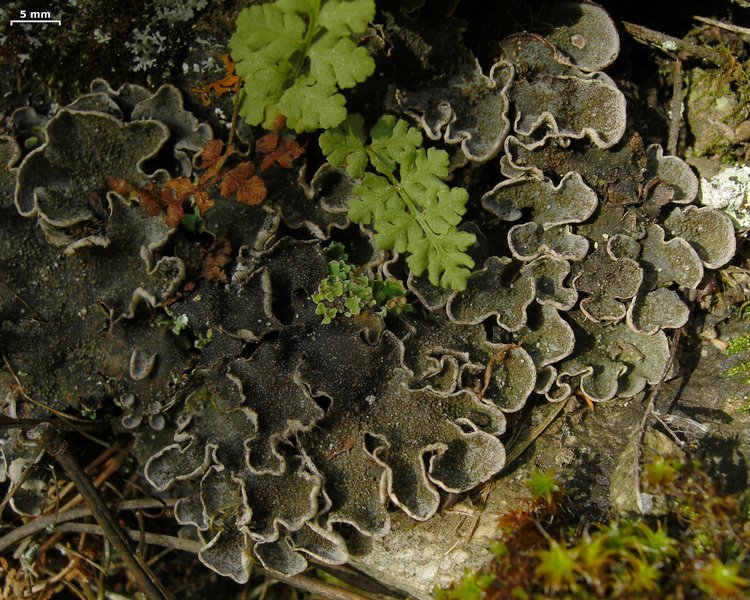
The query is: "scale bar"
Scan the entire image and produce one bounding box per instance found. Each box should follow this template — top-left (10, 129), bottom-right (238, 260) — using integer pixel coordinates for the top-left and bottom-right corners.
top-left (10, 20), bottom-right (61, 25)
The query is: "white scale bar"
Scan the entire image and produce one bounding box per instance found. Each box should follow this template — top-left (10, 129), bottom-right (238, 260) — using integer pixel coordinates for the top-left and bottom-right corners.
top-left (10, 20), bottom-right (61, 25)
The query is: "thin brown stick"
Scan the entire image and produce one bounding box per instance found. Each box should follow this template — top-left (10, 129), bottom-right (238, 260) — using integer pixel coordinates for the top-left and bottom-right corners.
top-left (478, 337), bottom-right (527, 402)
top-left (312, 563), bottom-right (405, 599)
top-left (1, 356), bottom-right (102, 428)
top-left (0, 498), bottom-right (175, 552)
top-left (0, 278), bottom-right (47, 322)
top-left (0, 415), bottom-right (103, 432)
top-left (47, 524), bottom-right (381, 600)
top-left (82, 439), bottom-right (125, 475)
top-left (145, 545), bottom-right (176, 568)
top-left (504, 397), bottom-right (571, 466)
top-left (53, 523), bottom-right (202, 555)
top-left (26, 423), bottom-right (172, 600)
top-left (693, 15), bottom-right (750, 36)
top-left (668, 60), bottom-right (684, 156)
top-left (622, 21), bottom-right (727, 66)
top-left (35, 559), bottom-right (80, 596)
top-left (227, 76), bottom-right (244, 152)
top-left (271, 573), bottom-right (376, 600)
top-left (53, 541), bottom-right (108, 577)
top-left (135, 504), bottom-right (148, 559)
top-left (56, 442), bottom-right (132, 515)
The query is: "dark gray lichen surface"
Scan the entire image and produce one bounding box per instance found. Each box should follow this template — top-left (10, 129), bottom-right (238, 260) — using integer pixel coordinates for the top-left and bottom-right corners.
top-left (0, 1), bottom-right (739, 584)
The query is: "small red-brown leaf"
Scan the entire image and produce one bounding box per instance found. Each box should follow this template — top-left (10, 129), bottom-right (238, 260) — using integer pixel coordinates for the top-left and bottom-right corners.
top-left (136, 186), bottom-right (161, 216)
top-left (236, 175), bottom-right (267, 205)
top-left (219, 161), bottom-right (256, 198)
top-left (200, 139), bottom-right (224, 168)
top-left (105, 175), bottom-right (134, 196)
top-left (191, 87), bottom-right (212, 107)
top-left (191, 55), bottom-right (242, 106)
top-left (220, 54), bottom-right (235, 77)
top-left (194, 190), bottom-right (215, 213)
top-left (270, 114), bottom-right (286, 131)
top-left (166, 202), bottom-right (184, 228)
top-left (165, 177), bottom-right (195, 202)
top-left (160, 187), bottom-right (178, 207)
top-left (259, 137), bottom-right (305, 172)
top-left (256, 131), bottom-right (279, 155)
top-left (199, 147), bottom-right (234, 187)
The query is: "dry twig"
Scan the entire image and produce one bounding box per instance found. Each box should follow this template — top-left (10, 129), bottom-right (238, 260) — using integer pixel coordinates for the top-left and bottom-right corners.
top-left (53, 523), bottom-right (202, 555)
top-left (693, 15), bottom-right (750, 36)
top-left (1, 356), bottom-right (103, 429)
top-left (668, 60), bottom-right (684, 156)
top-left (504, 397), bottom-right (571, 467)
top-left (0, 499), bottom-right (176, 553)
top-left (622, 21), bottom-right (727, 66)
top-left (32, 523), bottom-right (381, 600)
top-left (26, 423), bottom-right (172, 600)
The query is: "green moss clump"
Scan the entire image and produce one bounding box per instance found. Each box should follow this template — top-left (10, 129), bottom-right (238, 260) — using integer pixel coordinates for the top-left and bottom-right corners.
top-left (727, 333), bottom-right (750, 357)
top-left (726, 333), bottom-right (750, 406)
top-left (312, 242), bottom-right (410, 324)
top-left (437, 461), bottom-right (750, 599)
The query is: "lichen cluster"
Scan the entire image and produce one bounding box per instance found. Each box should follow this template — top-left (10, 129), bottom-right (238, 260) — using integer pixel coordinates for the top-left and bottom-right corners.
top-left (396, 4), bottom-right (735, 405)
top-left (0, 0), bottom-right (739, 584)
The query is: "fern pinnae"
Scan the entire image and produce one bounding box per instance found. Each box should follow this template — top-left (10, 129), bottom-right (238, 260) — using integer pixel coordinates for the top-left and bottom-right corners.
top-left (321, 114), bottom-right (476, 291)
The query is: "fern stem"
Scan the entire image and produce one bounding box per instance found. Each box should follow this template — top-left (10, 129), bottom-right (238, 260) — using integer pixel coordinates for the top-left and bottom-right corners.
top-left (365, 147), bottom-right (439, 240)
top-left (291, 0), bottom-right (322, 80)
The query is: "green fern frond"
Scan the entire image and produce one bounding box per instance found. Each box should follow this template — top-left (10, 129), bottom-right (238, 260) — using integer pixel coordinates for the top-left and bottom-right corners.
top-left (321, 114), bottom-right (476, 290)
top-left (229, 0), bottom-right (375, 132)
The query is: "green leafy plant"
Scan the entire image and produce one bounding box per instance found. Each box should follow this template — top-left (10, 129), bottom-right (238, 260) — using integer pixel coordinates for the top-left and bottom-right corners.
top-left (535, 541), bottom-right (580, 594)
top-left (437, 460), bottom-right (750, 599)
top-left (526, 468), bottom-right (562, 509)
top-left (698, 559), bottom-right (750, 597)
top-left (727, 333), bottom-right (750, 384)
top-left (194, 328), bottom-right (213, 349)
top-left (229, 0), bottom-right (376, 133)
top-left (434, 569), bottom-right (495, 600)
top-left (727, 333), bottom-right (750, 355)
top-left (160, 313), bottom-right (189, 335)
top-left (320, 114), bottom-right (476, 290)
top-left (724, 333), bottom-right (750, 412)
top-left (312, 243), bottom-right (410, 324)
